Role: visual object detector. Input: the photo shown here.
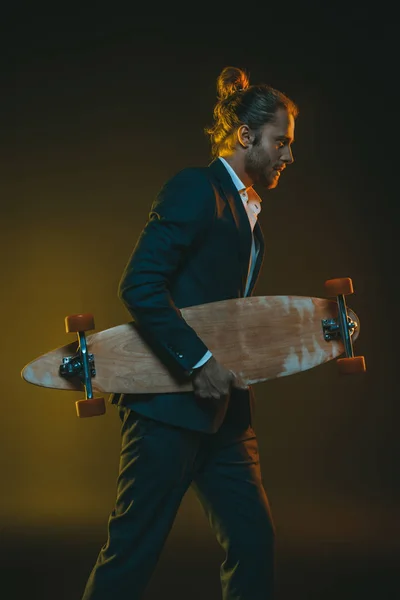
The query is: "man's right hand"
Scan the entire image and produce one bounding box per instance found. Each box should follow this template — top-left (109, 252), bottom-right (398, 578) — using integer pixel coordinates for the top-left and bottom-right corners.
top-left (191, 356), bottom-right (248, 401)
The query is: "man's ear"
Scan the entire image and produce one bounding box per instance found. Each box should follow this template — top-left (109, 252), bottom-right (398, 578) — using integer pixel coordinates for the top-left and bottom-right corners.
top-left (237, 124), bottom-right (253, 149)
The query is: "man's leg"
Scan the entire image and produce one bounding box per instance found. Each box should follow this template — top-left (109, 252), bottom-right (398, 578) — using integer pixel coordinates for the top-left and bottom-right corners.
top-left (192, 425), bottom-right (275, 600)
top-left (81, 408), bottom-right (201, 599)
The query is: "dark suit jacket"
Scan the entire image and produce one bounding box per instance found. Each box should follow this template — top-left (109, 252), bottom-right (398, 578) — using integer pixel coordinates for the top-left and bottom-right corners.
top-left (110, 158), bottom-right (265, 433)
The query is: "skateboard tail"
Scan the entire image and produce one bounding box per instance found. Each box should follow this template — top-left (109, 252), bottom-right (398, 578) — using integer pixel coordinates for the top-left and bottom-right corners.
top-left (21, 341), bottom-right (84, 391)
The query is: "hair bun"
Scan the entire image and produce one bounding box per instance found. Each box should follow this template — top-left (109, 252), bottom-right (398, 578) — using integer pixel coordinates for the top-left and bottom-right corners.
top-left (216, 66), bottom-right (250, 100)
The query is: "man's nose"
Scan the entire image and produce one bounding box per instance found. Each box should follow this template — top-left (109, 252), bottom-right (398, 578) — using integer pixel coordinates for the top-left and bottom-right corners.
top-left (283, 146), bottom-right (294, 164)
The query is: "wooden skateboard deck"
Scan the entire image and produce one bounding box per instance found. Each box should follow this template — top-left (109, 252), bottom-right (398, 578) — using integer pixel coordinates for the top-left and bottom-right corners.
top-left (21, 295), bottom-right (362, 395)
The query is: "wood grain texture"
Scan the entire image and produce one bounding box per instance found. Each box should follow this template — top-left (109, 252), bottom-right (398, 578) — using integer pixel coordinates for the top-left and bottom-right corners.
top-left (21, 296), bottom-right (360, 394)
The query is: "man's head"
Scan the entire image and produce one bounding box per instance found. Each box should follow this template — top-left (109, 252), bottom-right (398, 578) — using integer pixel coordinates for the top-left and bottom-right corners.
top-left (205, 66), bottom-right (298, 189)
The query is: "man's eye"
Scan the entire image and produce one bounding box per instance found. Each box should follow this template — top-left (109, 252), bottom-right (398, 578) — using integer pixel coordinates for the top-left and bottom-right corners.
top-left (277, 141), bottom-right (285, 148)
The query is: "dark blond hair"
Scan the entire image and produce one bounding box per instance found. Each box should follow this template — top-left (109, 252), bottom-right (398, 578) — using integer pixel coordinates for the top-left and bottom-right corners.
top-left (205, 66), bottom-right (299, 158)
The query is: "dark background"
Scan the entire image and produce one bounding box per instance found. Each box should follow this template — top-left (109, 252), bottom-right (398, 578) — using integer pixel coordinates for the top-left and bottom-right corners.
top-left (2, 8), bottom-right (399, 600)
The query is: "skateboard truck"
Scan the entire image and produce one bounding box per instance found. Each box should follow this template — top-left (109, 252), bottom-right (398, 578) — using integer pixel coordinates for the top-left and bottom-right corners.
top-left (323, 278), bottom-right (366, 373)
top-left (59, 313), bottom-right (106, 418)
top-left (60, 353), bottom-right (96, 379)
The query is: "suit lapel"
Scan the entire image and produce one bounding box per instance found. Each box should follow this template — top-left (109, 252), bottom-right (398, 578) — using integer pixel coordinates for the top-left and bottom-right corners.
top-left (207, 159), bottom-right (265, 296)
top-left (207, 159), bottom-right (254, 293)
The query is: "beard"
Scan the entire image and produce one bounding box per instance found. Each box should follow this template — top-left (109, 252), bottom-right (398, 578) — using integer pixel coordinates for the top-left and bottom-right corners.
top-left (244, 145), bottom-right (276, 189)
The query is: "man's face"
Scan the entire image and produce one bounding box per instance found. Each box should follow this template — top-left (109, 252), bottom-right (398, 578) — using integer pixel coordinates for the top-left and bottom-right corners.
top-left (245, 108), bottom-right (295, 189)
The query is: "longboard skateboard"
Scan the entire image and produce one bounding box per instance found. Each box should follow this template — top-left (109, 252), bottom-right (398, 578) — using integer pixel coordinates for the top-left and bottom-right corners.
top-left (21, 277), bottom-right (366, 417)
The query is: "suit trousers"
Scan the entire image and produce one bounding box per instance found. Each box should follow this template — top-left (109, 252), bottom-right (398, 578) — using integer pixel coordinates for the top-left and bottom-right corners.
top-left (81, 404), bottom-right (275, 600)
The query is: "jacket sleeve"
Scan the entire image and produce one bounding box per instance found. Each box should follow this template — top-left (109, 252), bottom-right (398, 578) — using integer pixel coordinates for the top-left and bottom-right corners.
top-left (118, 168), bottom-right (216, 376)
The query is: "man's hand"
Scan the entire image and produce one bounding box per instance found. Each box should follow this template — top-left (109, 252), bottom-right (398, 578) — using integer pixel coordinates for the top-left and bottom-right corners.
top-left (191, 356), bottom-right (248, 401)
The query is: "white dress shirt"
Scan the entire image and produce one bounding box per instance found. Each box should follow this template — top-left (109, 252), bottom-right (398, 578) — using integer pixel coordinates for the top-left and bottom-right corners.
top-left (193, 157), bottom-right (262, 369)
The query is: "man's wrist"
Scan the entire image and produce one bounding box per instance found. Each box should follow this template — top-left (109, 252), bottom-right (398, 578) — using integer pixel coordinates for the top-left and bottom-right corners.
top-left (187, 354), bottom-right (213, 377)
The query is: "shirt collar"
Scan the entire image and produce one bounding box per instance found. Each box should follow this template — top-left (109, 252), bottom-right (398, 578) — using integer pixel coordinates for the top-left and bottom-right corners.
top-left (218, 156), bottom-right (261, 204)
top-left (218, 157), bottom-right (246, 194)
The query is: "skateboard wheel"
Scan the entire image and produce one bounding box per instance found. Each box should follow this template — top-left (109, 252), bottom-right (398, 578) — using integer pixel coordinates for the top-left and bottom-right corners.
top-left (337, 356), bottom-right (366, 373)
top-left (76, 397), bottom-right (106, 418)
top-left (65, 313), bottom-right (95, 333)
top-left (324, 277), bottom-right (354, 297)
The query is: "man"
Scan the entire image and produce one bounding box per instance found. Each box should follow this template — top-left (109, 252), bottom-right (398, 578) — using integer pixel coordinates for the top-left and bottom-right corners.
top-left (81, 66), bottom-right (298, 600)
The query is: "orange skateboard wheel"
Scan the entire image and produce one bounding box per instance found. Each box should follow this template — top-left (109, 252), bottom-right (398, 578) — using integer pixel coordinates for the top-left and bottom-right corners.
top-left (76, 397), bottom-right (106, 418)
top-left (65, 313), bottom-right (95, 333)
top-left (324, 277), bottom-right (354, 297)
top-left (337, 356), bottom-right (366, 373)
